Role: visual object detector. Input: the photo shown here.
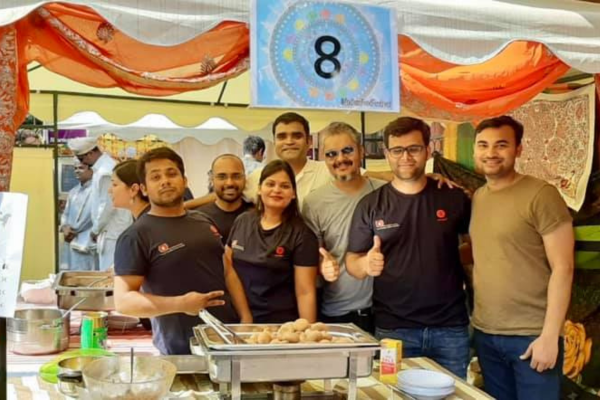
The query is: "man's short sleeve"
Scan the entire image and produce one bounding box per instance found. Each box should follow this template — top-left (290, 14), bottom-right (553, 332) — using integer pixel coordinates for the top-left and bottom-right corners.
top-left (531, 184), bottom-right (572, 235)
top-left (292, 224), bottom-right (319, 267)
top-left (457, 191), bottom-right (472, 235)
top-left (114, 228), bottom-right (149, 276)
top-left (301, 195), bottom-right (322, 242)
top-left (226, 215), bottom-right (242, 247)
top-left (243, 168), bottom-right (261, 204)
top-left (346, 196), bottom-right (375, 253)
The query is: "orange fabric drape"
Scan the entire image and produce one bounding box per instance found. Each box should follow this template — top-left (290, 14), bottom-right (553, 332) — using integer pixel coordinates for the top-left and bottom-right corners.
top-left (399, 37), bottom-right (571, 122)
top-left (16, 4), bottom-right (250, 96)
top-left (0, 3), bottom-right (586, 191)
top-left (0, 24), bottom-right (27, 192)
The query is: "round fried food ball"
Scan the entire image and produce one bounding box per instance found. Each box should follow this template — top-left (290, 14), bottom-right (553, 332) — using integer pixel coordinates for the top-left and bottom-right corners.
top-left (311, 322), bottom-right (328, 332)
top-left (282, 331), bottom-right (300, 343)
top-left (257, 331), bottom-right (272, 344)
top-left (278, 322), bottom-right (295, 336)
top-left (305, 330), bottom-right (323, 342)
top-left (294, 318), bottom-right (310, 332)
top-left (321, 331), bottom-right (332, 341)
top-left (293, 318), bottom-right (310, 332)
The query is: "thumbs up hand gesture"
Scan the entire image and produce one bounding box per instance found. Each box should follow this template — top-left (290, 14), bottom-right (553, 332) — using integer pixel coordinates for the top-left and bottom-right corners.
top-left (319, 247), bottom-right (340, 282)
top-left (366, 236), bottom-right (384, 277)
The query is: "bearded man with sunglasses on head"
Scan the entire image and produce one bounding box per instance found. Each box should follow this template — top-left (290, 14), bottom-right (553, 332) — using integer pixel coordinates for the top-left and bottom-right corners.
top-left (302, 122), bottom-right (386, 332)
top-left (345, 117), bottom-right (472, 378)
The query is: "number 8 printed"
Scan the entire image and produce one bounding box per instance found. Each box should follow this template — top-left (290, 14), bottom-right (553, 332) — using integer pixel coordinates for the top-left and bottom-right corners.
top-left (314, 35), bottom-right (342, 79)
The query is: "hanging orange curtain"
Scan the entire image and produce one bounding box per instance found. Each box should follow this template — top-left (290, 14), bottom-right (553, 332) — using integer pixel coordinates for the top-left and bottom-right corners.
top-left (16, 3), bottom-right (249, 96)
top-left (399, 36), bottom-right (571, 121)
top-left (0, 24), bottom-right (28, 192)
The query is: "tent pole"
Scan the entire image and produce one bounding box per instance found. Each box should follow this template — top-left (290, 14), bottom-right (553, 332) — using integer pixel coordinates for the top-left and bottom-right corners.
top-left (360, 112), bottom-right (366, 169)
top-left (216, 81), bottom-right (228, 105)
top-left (33, 90), bottom-right (250, 108)
top-left (53, 93), bottom-right (60, 274)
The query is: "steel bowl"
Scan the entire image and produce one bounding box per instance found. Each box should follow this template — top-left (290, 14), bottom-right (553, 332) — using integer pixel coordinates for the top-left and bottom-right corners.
top-left (7, 308), bottom-right (70, 355)
top-left (57, 356), bottom-right (105, 398)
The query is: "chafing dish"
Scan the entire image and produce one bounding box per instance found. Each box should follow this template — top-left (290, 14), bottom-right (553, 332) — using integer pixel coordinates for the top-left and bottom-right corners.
top-left (54, 271), bottom-right (114, 311)
top-left (192, 323), bottom-right (380, 400)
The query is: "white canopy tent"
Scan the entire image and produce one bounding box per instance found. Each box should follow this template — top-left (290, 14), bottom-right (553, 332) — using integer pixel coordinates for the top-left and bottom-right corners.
top-left (3, 0), bottom-right (600, 72)
top-left (57, 111), bottom-right (273, 144)
top-left (57, 111), bottom-right (276, 197)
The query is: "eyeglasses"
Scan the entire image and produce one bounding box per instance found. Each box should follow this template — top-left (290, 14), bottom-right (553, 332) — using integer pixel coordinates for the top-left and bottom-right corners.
top-left (324, 146), bottom-right (355, 159)
top-left (387, 145), bottom-right (425, 158)
top-left (213, 173), bottom-right (244, 181)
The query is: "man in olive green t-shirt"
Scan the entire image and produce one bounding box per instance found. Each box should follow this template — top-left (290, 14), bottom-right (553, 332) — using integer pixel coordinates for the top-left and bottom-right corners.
top-left (470, 116), bottom-right (573, 400)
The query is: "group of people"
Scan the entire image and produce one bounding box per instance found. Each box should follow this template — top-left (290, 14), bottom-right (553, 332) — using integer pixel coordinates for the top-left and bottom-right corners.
top-left (60, 138), bottom-right (132, 271)
top-left (60, 134), bottom-right (265, 272)
top-left (71, 111), bottom-right (572, 400)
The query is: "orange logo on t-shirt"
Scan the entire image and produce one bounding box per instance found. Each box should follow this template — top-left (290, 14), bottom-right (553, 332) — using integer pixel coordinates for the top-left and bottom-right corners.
top-left (436, 209), bottom-right (447, 222)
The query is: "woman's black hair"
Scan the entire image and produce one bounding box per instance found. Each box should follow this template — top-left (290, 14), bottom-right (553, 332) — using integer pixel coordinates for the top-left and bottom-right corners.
top-left (256, 160), bottom-right (299, 222)
top-left (113, 159), bottom-right (149, 202)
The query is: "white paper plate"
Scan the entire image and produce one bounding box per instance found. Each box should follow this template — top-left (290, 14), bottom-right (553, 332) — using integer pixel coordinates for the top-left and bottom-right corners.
top-left (397, 369), bottom-right (455, 389)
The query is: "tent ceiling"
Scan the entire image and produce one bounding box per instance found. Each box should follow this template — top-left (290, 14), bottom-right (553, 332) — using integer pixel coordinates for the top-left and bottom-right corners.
top-left (6, 1), bottom-right (600, 72)
top-left (57, 111), bottom-right (272, 144)
top-left (28, 64), bottom-right (250, 106)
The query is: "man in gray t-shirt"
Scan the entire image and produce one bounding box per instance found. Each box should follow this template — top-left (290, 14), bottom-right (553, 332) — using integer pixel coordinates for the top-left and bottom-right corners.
top-left (302, 122), bottom-right (385, 332)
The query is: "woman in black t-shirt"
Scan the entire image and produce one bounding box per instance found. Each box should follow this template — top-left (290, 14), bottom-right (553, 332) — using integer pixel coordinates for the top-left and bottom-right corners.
top-left (110, 160), bottom-right (151, 221)
top-left (109, 160), bottom-right (153, 330)
top-left (225, 160), bottom-right (319, 323)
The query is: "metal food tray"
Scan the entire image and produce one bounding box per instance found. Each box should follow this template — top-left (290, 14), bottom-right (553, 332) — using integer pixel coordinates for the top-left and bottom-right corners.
top-left (195, 323), bottom-right (379, 351)
top-left (192, 323), bottom-right (379, 400)
top-left (160, 338), bottom-right (208, 374)
top-left (54, 271), bottom-right (115, 311)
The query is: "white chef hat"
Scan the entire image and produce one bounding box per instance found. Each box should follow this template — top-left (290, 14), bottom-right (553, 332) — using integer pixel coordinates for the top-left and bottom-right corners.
top-left (68, 137), bottom-right (98, 156)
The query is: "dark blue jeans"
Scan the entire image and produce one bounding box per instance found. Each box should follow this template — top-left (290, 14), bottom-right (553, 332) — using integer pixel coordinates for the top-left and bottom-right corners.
top-left (375, 325), bottom-right (470, 378)
top-left (473, 329), bottom-right (563, 400)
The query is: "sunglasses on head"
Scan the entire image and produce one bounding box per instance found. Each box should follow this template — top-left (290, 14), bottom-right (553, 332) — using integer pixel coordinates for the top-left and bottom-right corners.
top-left (324, 146), bottom-right (355, 159)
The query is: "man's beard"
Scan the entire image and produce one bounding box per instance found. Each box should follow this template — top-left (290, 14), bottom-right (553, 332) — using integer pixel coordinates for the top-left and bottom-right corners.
top-left (332, 160), bottom-right (360, 182)
top-left (150, 190), bottom-right (184, 208)
top-left (395, 165), bottom-right (425, 181)
top-left (217, 187), bottom-right (242, 203)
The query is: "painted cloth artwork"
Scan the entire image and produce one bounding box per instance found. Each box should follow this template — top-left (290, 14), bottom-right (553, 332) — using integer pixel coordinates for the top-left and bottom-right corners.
top-left (509, 84), bottom-right (595, 211)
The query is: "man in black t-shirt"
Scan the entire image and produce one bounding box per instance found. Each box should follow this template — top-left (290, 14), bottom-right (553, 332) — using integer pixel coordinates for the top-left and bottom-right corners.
top-left (197, 154), bottom-right (253, 244)
top-left (113, 148), bottom-right (252, 355)
top-left (346, 117), bottom-right (471, 378)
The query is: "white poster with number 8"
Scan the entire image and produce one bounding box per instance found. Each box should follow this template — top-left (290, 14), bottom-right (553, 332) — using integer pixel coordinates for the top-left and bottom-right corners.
top-left (251, 0), bottom-right (399, 112)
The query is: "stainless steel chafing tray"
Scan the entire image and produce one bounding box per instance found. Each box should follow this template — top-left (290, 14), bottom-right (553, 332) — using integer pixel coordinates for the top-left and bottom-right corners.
top-left (196, 323), bottom-right (378, 351)
top-left (54, 271), bottom-right (114, 311)
top-left (192, 323), bottom-right (380, 400)
top-left (159, 338), bottom-right (208, 374)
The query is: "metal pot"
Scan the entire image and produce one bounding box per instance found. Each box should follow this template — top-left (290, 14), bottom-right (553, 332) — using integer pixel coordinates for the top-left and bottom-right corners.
top-left (57, 356), bottom-right (105, 398)
top-left (7, 308), bottom-right (70, 355)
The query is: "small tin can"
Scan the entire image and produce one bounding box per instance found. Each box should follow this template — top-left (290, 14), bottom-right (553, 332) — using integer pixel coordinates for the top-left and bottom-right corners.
top-left (80, 311), bottom-right (108, 349)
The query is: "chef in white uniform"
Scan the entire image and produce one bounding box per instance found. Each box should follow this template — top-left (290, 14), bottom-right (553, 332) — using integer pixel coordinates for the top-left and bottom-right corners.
top-left (68, 137), bottom-right (132, 270)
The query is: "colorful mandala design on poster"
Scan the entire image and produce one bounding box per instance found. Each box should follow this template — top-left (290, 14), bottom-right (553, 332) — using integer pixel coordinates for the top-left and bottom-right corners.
top-left (269, 2), bottom-right (380, 107)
